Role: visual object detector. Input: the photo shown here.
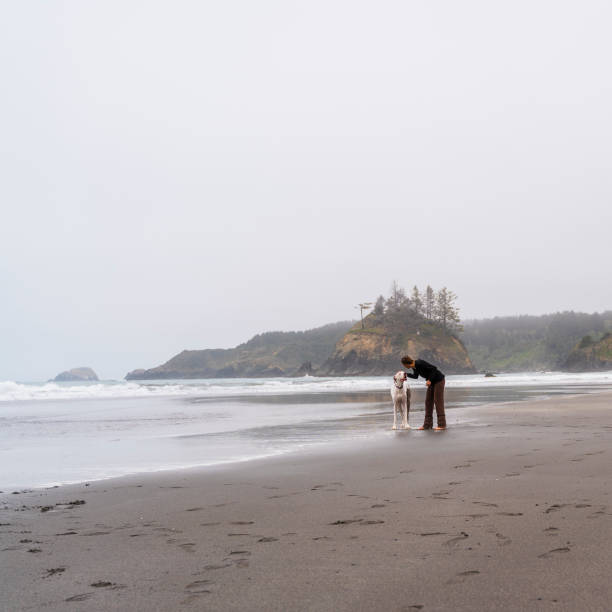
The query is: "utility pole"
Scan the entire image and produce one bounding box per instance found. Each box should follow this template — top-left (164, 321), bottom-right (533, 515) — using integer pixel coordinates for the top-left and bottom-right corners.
top-left (356, 302), bottom-right (373, 329)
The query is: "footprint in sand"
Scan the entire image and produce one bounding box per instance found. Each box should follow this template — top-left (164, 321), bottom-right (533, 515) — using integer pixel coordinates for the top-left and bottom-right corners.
top-left (202, 563), bottom-right (232, 571)
top-left (65, 593), bottom-right (93, 602)
top-left (179, 542), bottom-right (196, 553)
top-left (185, 579), bottom-right (212, 593)
top-left (588, 510), bottom-right (606, 519)
top-left (543, 527), bottom-right (559, 535)
top-left (443, 532), bottom-right (469, 547)
top-left (446, 570), bottom-right (480, 584)
top-left (230, 521), bottom-right (254, 525)
top-left (182, 579), bottom-right (213, 602)
top-left (544, 504), bottom-right (567, 514)
top-left (495, 533), bottom-right (511, 546)
top-left (258, 536), bottom-right (278, 542)
top-left (538, 547), bottom-right (570, 559)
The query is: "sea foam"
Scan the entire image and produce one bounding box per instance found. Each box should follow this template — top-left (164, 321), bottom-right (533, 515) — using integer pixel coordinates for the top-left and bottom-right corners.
top-left (1, 370), bottom-right (611, 402)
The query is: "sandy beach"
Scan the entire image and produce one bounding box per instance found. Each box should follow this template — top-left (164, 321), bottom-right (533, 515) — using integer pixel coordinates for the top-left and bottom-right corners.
top-left (1, 391), bottom-right (612, 611)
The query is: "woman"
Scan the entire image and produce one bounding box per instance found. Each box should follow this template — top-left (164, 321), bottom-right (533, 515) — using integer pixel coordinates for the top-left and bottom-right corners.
top-left (401, 355), bottom-right (446, 430)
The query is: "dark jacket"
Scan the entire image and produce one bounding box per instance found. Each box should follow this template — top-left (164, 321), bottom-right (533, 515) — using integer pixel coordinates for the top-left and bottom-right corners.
top-left (405, 359), bottom-right (445, 385)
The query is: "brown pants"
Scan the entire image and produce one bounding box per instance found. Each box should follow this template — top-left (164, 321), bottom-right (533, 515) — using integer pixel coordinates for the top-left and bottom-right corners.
top-left (423, 378), bottom-right (446, 428)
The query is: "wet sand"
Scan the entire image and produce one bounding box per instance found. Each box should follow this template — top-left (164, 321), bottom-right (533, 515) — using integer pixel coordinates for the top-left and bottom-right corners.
top-left (1, 391), bottom-right (612, 611)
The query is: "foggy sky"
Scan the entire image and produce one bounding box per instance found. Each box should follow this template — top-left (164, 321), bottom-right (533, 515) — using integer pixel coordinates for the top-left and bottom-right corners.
top-left (2, 1), bottom-right (611, 381)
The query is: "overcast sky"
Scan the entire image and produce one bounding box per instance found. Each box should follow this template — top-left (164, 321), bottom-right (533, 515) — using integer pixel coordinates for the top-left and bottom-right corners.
top-left (2, 1), bottom-right (611, 381)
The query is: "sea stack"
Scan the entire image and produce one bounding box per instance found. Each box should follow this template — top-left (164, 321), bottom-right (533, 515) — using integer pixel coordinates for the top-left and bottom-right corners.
top-left (53, 367), bottom-right (99, 382)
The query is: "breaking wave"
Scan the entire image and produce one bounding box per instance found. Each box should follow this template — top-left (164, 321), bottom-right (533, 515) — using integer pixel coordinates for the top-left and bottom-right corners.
top-left (1, 370), bottom-right (612, 402)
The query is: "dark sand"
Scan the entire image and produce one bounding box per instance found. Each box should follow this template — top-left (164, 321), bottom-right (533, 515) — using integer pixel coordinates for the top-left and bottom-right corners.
top-left (1, 392), bottom-right (612, 611)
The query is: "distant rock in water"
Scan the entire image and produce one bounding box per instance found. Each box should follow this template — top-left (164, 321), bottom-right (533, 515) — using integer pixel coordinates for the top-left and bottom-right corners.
top-left (294, 361), bottom-right (314, 377)
top-left (319, 311), bottom-right (475, 376)
top-left (54, 367), bottom-right (99, 382)
top-left (484, 372), bottom-right (496, 377)
top-left (562, 333), bottom-right (612, 372)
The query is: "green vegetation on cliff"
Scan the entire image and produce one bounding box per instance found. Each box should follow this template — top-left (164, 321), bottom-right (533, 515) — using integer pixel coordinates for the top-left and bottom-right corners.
top-left (125, 321), bottom-right (353, 379)
top-left (462, 311), bottom-right (612, 372)
top-left (563, 332), bottom-right (612, 371)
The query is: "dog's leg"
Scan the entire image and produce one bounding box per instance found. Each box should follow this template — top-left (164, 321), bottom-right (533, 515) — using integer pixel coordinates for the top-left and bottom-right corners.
top-left (404, 387), bottom-right (411, 429)
top-left (392, 402), bottom-right (398, 430)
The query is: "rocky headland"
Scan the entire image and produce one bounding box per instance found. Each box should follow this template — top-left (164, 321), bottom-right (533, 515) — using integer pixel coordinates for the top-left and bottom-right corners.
top-left (319, 311), bottom-right (475, 376)
top-left (125, 322), bottom-right (353, 379)
top-left (562, 332), bottom-right (612, 372)
top-left (126, 310), bottom-right (474, 379)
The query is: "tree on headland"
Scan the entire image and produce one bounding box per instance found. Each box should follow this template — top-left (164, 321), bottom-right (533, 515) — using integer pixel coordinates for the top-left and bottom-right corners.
top-left (364, 282), bottom-right (463, 335)
top-left (386, 280), bottom-right (407, 311)
top-left (411, 286), bottom-right (424, 317)
top-left (435, 287), bottom-right (462, 333)
top-left (356, 302), bottom-right (373, 329)
top-left (424, 285), bottom-right (435, 319)
top-left (373, 295), bottom-right (385, 315)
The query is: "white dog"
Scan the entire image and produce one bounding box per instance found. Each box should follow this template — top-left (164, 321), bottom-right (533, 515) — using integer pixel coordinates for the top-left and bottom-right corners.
top-left (390, 371), bottom-right (411, 430)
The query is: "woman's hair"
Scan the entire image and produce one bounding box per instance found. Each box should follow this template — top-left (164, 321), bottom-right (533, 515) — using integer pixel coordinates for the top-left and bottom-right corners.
top-left (401, 355), bottom-right (414, 366)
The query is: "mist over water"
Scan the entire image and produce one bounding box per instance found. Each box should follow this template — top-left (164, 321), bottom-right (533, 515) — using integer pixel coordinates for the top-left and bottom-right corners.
top-left (1, 372), bottom-right (611, 490)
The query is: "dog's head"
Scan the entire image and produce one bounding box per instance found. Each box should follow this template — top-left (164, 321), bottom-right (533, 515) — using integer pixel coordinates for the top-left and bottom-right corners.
top-left (393, 371), bottom-right (407, 388)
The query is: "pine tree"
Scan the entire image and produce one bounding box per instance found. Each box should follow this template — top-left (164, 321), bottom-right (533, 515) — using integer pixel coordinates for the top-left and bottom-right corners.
top-left (373, 295), bottom-right (385, 315)
top-left (386, 280), bottom-right (407, 311)
top-left (435, 287), bottom-right (462, 333)
top-left (411, 286), bottom-right (424, 317)
top-left (424, 285), bottom-right (435, 319)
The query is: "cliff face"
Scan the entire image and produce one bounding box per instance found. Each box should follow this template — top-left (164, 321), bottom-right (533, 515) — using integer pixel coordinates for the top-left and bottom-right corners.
top-left (125, 321), bottom-right (353, 379)
top-left (562, 333), bottom-right (612, 372)
top-left (319, 313), bottom-right (475, 376)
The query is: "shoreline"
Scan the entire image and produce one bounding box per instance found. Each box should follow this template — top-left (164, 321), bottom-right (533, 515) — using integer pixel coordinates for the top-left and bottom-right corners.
top-left (4, 385), bottom-right (612, 495)
top-left (2, 391), bottom-right (612, 610)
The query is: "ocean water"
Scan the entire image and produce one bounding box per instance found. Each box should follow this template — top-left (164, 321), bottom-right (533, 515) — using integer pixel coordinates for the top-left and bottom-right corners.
top-left (1, 371), bottom-right (611, 490)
